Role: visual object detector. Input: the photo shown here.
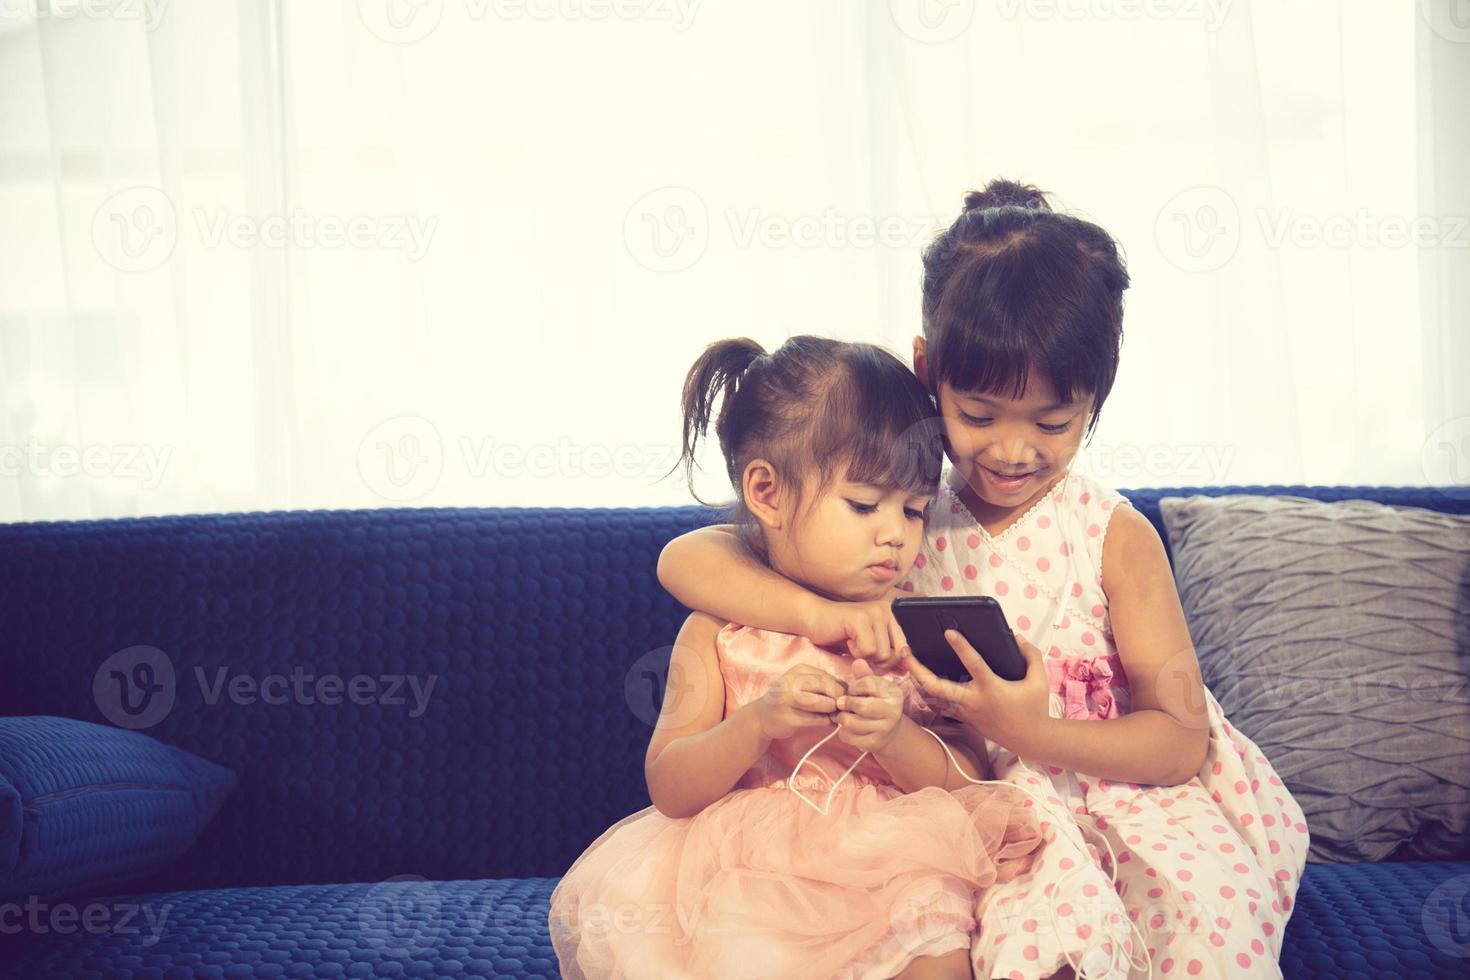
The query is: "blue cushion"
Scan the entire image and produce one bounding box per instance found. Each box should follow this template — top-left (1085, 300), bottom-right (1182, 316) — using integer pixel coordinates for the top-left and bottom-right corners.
top-left (0, 716), bottom-right (236, 903)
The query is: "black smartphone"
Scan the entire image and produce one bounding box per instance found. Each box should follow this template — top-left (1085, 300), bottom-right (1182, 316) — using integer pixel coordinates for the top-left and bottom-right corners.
top-left (891, 596), bottom-right (1027, 682)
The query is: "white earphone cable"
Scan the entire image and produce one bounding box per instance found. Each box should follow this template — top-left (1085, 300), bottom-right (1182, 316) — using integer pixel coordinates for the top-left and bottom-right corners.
top-left (785, 471), bottom-right (1154, 977)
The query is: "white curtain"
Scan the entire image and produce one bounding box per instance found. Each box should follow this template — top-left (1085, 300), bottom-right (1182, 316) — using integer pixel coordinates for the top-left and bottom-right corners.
top-left (0, 0), bottom-right (1464, 522)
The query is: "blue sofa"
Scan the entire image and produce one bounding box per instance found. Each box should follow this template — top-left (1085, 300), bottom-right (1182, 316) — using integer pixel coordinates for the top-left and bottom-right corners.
top-left (0, 485), bottom-right (1466, 979)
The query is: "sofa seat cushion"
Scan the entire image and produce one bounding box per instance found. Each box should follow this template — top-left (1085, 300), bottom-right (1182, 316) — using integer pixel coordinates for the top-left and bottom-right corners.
top-left (2, 863), bottom-right (1468, 978)
top-left (0, 876), bottom-right (561, 979)
top-left (1279, 860), bottom-right (1469, 978)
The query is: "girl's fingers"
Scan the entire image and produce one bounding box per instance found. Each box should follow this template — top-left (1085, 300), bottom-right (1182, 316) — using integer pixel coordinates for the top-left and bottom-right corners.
top-left (887, 613), bottom-right (910, 664)
top-left (836, 694), bottom-right (893, 720)
top-left (943, 629), bottom-right (996, 683)
top-left (795, 689), bottom-right (839, 713)
top-left (791, 669), bottom-right (846, 704)
top-left (870, 612), bottom-right (892, 665)
top-left (835, 714), bottom-right (886, 737)
top-left (900, 650), bottom-right (970, 715)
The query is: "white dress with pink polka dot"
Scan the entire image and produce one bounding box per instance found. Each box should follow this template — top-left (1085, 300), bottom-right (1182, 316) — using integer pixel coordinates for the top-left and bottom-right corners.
top-left (897, 469), bottom-right (1309, 980)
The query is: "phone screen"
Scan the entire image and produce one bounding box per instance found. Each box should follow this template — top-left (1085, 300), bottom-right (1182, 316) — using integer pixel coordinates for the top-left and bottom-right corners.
top-left (891, 596), bottom-right (1027, 682)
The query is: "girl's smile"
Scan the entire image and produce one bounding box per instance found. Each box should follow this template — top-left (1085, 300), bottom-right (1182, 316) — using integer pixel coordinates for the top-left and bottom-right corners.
top-left (918, 366), bottom-right (1092, 534)
top-left (978, 462), bottom-right (1039, 496)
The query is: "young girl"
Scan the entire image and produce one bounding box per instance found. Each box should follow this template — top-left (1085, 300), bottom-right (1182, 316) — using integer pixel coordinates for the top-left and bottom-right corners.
top-left (655, 182), bottom-right (1310, 979)
top-left (549, 335), bottom-right (1045, 979)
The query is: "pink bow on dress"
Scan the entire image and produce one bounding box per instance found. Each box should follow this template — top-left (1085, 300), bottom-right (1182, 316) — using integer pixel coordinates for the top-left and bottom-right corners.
top-left (1056, 656), bottom-right (1121, 721)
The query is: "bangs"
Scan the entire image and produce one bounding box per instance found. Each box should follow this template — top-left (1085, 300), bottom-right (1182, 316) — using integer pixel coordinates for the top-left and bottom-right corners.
top-left (927, 240), bottom-right (1114, 409)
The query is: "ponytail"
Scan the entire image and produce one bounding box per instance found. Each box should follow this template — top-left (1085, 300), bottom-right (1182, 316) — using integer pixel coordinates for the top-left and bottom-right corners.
top-left (674, 337), bottom-right (766, 507)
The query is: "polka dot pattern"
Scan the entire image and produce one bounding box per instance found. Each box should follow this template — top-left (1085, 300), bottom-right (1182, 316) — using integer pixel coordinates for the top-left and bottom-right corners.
top-left (909, 472), bottom-right (1308, 980)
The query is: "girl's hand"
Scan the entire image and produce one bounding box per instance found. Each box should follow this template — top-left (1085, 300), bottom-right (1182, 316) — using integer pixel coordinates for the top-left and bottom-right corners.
top-left (801, 587), bottom-right (914, 670)
top-left (754, 664), bottom-right (847, 741)
top-left (833, 658), bottom-right (906, 753)
top-left (901, 630), bottom-right (1051, 755)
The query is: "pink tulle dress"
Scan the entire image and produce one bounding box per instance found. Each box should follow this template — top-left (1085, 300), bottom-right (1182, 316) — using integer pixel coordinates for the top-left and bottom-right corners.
top-left (549, 623), bottom-right (1044, 979)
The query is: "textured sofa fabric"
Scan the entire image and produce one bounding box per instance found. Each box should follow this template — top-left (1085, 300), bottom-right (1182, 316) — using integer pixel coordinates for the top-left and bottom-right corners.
top-left (0, 865), bottom-right (1465, 979)
top-left (0, 878), bottom-right (563, 978)
top-left (1, 486), bottom-right (1468, 978)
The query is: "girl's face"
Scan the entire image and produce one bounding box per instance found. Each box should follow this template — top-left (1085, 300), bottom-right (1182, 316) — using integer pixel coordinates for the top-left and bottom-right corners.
top-left (934, 369), bottom-right (1092, 518)
top-left (765, 470), bottom-right (932, 604)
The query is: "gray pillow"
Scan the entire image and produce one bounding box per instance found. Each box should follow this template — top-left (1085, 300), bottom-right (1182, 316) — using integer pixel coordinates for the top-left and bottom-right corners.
top-left (1159, 494), bottom-right (1470, 864)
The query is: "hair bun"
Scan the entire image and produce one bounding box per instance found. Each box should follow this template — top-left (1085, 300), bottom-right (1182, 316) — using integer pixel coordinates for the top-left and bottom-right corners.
top-left (963, 179), bottom-right (1052, 213)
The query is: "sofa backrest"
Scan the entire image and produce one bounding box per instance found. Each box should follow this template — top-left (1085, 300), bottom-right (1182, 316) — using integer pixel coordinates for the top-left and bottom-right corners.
top-left (1, 485), bottom-right (1465, 891)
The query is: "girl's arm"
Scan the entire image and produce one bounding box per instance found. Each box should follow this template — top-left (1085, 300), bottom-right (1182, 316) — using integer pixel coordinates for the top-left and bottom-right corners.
top-left (644, 611), bottom-right (771, 818)
top-left (656, 525), bottom-right (813, 634)
top-left (871, 718), bottom-right (994, 793)
top-left (657, 525), bottom-right (913, 665)
top-left (1027, 505), bottom-right (1210, 785)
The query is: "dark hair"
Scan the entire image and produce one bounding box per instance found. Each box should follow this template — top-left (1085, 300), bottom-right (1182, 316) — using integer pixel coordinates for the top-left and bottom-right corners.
top-left (673, 335), bottom-right (942, 537)
top-left (920, 179), bottom-right (1129, 436)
